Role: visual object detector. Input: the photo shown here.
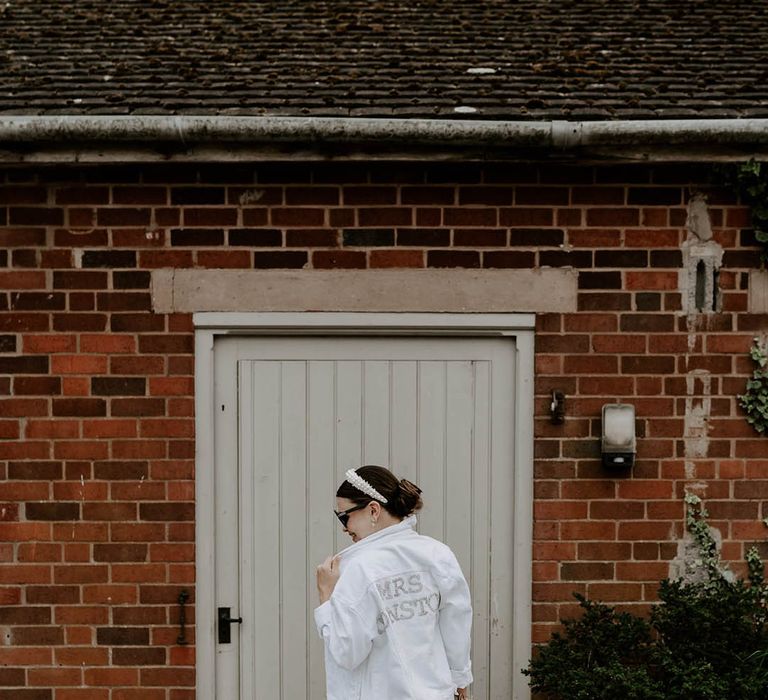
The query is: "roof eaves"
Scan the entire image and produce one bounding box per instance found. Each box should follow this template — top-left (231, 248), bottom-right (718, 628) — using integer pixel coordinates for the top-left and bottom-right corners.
top-left (0, 116), bottom-right (767, 163)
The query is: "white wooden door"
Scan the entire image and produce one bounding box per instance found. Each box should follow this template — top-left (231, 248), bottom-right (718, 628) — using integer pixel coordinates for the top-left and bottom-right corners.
top-left (213, 336), bottom-right (517, 699)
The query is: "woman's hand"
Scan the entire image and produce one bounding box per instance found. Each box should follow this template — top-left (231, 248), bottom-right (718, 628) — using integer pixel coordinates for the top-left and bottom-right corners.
top-left (316, 555), bottom-right (341, 603)
top-left (455, 688), bottom-right (468, 700)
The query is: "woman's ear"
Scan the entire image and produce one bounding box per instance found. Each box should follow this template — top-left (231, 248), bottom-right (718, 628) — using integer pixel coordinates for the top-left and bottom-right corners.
top-left (369, 501), bottom-right (381, 518)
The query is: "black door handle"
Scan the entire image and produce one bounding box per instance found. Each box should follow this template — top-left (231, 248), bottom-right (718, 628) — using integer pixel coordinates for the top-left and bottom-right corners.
top-left (218, 607), bottom-right (243, 644)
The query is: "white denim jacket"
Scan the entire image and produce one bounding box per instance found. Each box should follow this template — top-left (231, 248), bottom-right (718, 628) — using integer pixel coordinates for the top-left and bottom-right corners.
top-left (314, 516), bottom-right (473, 700)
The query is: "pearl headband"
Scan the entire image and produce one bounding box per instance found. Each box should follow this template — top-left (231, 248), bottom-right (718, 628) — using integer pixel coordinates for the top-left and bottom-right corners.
top-left (344, 468), bottom-right (388, 504)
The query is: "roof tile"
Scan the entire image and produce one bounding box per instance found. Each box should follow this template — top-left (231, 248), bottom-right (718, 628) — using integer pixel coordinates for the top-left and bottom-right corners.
top-left (0, 0), bottom-right (767, 119)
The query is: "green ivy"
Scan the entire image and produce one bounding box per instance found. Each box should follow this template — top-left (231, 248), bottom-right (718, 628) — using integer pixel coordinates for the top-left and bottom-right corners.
top-left (525, 495), bottom-right (768, 700)
top-left (738, 338), bottom-right (768, 435)
top-left (719, 159), bottom-right (768, 264)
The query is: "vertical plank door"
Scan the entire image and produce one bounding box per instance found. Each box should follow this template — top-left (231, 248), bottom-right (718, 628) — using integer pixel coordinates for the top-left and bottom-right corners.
top-left (215, 336), bottom-right (516, 699)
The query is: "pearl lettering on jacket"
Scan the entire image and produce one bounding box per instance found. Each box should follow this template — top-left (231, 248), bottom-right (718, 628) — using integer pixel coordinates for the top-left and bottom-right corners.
top-left (373, 572), bottom-right (441, 635)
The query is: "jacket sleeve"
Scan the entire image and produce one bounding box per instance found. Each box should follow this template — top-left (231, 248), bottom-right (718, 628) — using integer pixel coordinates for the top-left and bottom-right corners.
top-left (314, 581), bottom-right (379, 671)
top-left (433, 544), bottom-right (473, 688)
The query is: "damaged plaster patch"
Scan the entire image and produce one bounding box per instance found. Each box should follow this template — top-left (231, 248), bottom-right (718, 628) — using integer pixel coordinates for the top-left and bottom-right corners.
top-left (679, 192), bottom-right (723, 317)
top-left (686, 192), bottom-right (713, 242)
top-left (669, 524), bottom-right (728, 584)
top-left (683, 370), bottom-right (712, 477)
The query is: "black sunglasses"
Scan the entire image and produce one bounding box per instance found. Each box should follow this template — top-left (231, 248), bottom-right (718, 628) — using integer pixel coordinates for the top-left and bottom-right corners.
top-left (334, 503), bottom-right (369, 528)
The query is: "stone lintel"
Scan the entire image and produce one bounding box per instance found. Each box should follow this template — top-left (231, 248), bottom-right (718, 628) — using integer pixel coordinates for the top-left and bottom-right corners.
top-left (151, 268), bottom-right (577, 314)
top-left (749, 269), bottom-right (768, 314)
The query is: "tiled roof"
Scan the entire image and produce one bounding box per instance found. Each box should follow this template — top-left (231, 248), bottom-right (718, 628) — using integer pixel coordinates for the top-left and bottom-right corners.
top-left (1, 0), bottom-right (768, 120)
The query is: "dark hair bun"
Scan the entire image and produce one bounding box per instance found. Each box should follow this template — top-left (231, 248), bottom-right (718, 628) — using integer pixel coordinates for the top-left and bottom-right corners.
top-left (391, 478), bottom-right (423, 518)
top-left (336, 465), bottom-right (424, 519)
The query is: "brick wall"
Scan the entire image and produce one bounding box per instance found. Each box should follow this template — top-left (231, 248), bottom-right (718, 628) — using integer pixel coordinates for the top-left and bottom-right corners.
top-left (0, 161), bottom-right (765, 696)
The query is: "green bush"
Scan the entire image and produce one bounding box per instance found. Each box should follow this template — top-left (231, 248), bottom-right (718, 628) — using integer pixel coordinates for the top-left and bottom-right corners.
top-left (525, 496), bottom-right (768, 700)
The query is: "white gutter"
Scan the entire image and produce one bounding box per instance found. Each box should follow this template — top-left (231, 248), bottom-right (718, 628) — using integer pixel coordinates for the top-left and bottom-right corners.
top-left (0, 116), bottom-right (766, 162)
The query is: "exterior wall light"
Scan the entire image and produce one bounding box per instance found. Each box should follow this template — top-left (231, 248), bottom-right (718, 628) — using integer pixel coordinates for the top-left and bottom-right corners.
top-left (601, 403), bottom-right (636, 469)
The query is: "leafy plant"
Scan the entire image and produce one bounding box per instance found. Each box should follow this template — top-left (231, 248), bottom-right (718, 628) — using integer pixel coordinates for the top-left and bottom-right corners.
top-left (719, 159), bottom-right (768, 264)
top-left (524, 595), bottom-right (663, 700)
top-left (525, 495), bottom-right (768, 699)
top-left (738, 338), bottom-right (768, 435)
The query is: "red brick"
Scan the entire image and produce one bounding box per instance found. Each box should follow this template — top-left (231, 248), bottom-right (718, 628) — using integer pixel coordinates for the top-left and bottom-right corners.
top-left (618, 522), bottom-right (678, 540)
top-left (0, 271), bottom-right (47, 289)
top-left (113, 186), bottom-right (168, 205)
top-left (93, 544), bottom-right (148, 562)
top-left (625, 228), bottom-right (680, 247)
top-left (112, 563), bottom-right (166, 583)
top-left (0, 227), bottom-right (46, 247)
top-left (364, 249), bottom-right (422, 268)
top-left (533, 542), bottom-right (576, 560)
top-left (561, 562), bottom-right (614, 580)
top-left (27, 667), bottom-right (81, 686)
top-left (401, 187), bottom-right (453, 205)
top-left (590, 501), bottom-right (645, 519)
top-left (572, 186), bottom-right (625, 205)
top-left (0, 419), bottom-right (19, 439)
top-left (587, 583), bottom-right (644, 601)
top-left (110, 482), bottom-right (165, 500)
top-left (97, 208), bottom-right (151, 227)
top-left (560, 522), bottom-right (616, 540)
top-left (498, 207), bottom-right (554, 226)
top-left (22, 334), bottom-right (76, 354)
top-left (312, 250), bottom-right (366, 269)
top-left (82, 503), bottom-right (137, 522)
top-left (141, 668), bottom-right (195, 687)
top-left (616, 562), bottom-right (670, 580)
top-left (83, 419), bottom-right (138, 439)
top-left (140, 503), bottom-right (194, 522)
top-left (532, 582), bottom-right (587, 602)
top-left (586, 208), bottom-right (640, 226)
top-left (111, 441), bottom-right (167, 460)
top-left (270, 207), bottom-right (325, 227)
top-left (534, 501), bottom-right (588, 519)
top-left (112, 648), bottom-right (166, 666)
top-left (196, 250), bottom-right (252, 268)
top-left (138, 419), bottom-right (193, 438)
top-left (10, 207), bottom-right (63, 226)
top-left (137, 335), bottom-right (193, 355)
top-left (26, 418), bottom-right (77, 440)
top-left (182, 208), bottom-right (238, 226)
top-left (51, 355), bottom-right (108, 374)
top-left (54, 606), bottom-right (109, 624)
top-left (82, 584), bottom-right (138, 605)
top-left (457, 187), bottom-right (512, 205)
top-left (427, 251), bottom-right (480, 268)
top-left (285, 187), bottom-right (339, 205)
top-left (52, 399), bottom-right (106, 417)
top-left (0, 441), bottom-right (50, 459)
top-left (625, 271), bottom-right (679, 290)
top-left (62, 377), bottom-right (90, 395)
top-left (139, 250), bottom-right (193, 268)
top-left (52, 565), bottom-right (109, 584)
top-left (443, 208), bottom-right (496, 227)
top-left (563, 355), bottom-right (618, 374)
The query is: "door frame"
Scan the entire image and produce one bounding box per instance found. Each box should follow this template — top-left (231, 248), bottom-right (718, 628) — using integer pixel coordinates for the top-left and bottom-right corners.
top-left (194, 312), bottom-right (536, 700)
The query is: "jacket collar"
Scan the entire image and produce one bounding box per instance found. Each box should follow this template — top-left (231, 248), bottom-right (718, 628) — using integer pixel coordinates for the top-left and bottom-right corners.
top-left (337, 514), bottom-right (418, 561)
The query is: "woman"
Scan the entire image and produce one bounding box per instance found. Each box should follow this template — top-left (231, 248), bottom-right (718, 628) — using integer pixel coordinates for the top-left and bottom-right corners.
top-left (315, 465), bottom-right (472, 700)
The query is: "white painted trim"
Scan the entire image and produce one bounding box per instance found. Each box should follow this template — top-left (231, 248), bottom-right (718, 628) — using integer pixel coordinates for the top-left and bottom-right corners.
top-left (512, 331), bottom-right (535, 700)
top-left (194, 312), bottom-right (535, 699)
top-left (194, 329), bottom-right (217, 700)
top-left (193, 311), bottom-right (536, 333)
